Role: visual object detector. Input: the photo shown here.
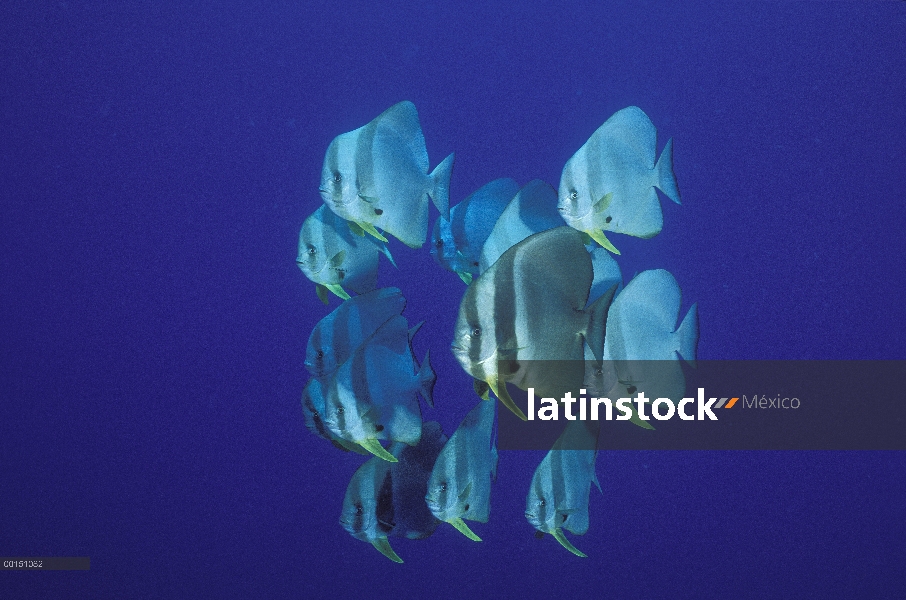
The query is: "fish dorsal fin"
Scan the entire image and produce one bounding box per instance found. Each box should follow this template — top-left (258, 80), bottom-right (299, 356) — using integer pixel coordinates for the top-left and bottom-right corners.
top-left (374, 101), bottom-right (429, 172)
top-left (364, 315), bottom-right (411, 356)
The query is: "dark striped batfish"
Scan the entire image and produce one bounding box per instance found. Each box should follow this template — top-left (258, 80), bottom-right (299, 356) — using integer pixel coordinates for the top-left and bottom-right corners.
top-left (478, 179), bottom-right (564, 273)
top-left (525, 420), bottom-right (601, 558)
top-left (431, 178), bottom-right (518, 285)
top-left (323, 315), bottom-right (435, 462)
top-left (305, 287), bottom-right (406, 380)
top-left (425, 398), bottom-right (497, 542)
top-left (558, 106), bottom-right (681, 255)
top-left (319, 101), bottom-right (454, 248)
top-left (340, 422), bottom-right (447, 563)
top-left (297, 205), bottom-right (395, 303)
top-left (452, 226), bottom-right (617, 421)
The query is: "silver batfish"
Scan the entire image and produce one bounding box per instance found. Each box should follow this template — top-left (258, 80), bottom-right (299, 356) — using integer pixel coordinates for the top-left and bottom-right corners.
top-left (602, 269), bottom-right (698, 412)
top-left (319, 101), bottom-right (454, 248)
top-left (558, 106), bottom-right (681, 254)
top-left (431, 178), bottom-right (518, 285)
top-left (300, 377), bottom-right (369, 454)
top-left (478, 179), bottom-right (564, 273)
top-left (305, 287), bottom-right (406, 380)
top-left (296, 205), bottom-right (394, 303)
top-left (323, 315), bottom-right (435, 462)
top-left (525, 420), bottom-right (601, 558)
top-left (426, 398), bottom-right (497, 541)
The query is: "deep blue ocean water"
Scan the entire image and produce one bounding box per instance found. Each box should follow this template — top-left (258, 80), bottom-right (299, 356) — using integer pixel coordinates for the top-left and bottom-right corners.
top-left (2, 1), bottom-right (905, 598)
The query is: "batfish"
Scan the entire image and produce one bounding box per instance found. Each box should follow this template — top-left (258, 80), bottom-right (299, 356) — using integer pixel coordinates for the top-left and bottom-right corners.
top-left (558, 106), bottom-right (680, 254)
top-left (478, 179), bottom-right (564, 273)
top-left (319, 101), bottom-right (454, 248)
top-left (452, 226), bottom-right (616, 420)
top-left (340, 422), bottom-right (447, 563)
top-left (296, 205), bottom-right (394, 303)
top-left (425, 398), bottom-right (497, 541)
top-left (525, 420), bottom-right (601, 558)
top-left (301, 377), bottom-right (369, 454)
top-left (432, 178), bottom-right (518, 285)
top-left (323, 315), bottom-right (435, 462)
top-left (602, 269), bottom-right (698, 411)
top-left (305, 287), bottom-right (406, 380)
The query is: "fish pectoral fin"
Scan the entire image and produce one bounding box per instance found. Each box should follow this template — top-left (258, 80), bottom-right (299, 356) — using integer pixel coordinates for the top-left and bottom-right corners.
top-left (592, 192), bottom-right (613, 214)
top-left (330, 250), bottom-right (346, 267)
top-left (324, 284), bottom-right (351, 300)
top-left (448, 517), bottom-right (482, 542)
top-left (457, 481), bottom-right (473, 503)
top-left (490, 380), bottom-right (528, 421)
top-left (457, 271), bottom-right (473, 285)
top-left (357, 193), bottom-right (379, 204)
top-left (316, 284), bottom-right (329, 305)
top-left (585, 229), bottom-right (620, 255)
top-left (360, 438), bottom-right (398, 462)
top-left (359, 222), bottom-right (389, 243)
top-left (552, 528), bottom-right (587, 558)
top-left (371, 537), bottom-right (404, 563)
top-left (347, 221), bottom-right (365, 237)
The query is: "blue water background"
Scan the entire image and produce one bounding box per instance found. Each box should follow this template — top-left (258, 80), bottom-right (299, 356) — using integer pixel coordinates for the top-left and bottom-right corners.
top-left (2, 1), bottom-right (905, 598)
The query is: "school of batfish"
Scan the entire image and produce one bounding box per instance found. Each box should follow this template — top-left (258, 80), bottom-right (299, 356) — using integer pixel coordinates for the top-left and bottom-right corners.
top-left (297, 101), bottom-right (699, 561)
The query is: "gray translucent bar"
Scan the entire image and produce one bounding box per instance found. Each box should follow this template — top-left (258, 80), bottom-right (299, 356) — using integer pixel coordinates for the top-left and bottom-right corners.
top-left (1, 557), bottom-right (90, 570)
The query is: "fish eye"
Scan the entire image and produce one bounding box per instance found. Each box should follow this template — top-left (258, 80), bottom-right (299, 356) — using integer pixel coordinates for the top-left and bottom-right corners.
top-left (569, 190), bottom-right (578, 201)
top-left (471, 327), bottom-right (481, 337)
top-left (307, 246), bottom-right (316, 255)
top-left (539, 499), bottom-right (545, 507)
top-left (435, 238), bottom-right (443, 247)
top-left (337, 406), bottom-right (344, 414)
top-left (355, 504), bottom-right (363, 515)
top-left (333, 172), bottom-right (342, 183)
top-left (316, 350), bottom-right (324, 359)
top-left (594, 367), bottom-right (603, 376)
top-left (440, 482), bottom-right (447, 492)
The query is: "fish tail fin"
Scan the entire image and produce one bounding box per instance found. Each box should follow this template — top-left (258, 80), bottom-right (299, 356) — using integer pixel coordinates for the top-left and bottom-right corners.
top-left (428, 152), bottom-right (455, 220)
top-left (675, 302), bottom-right (699, 367)
top-left (417, 350), bottom-right (436, 407)
top-left (655, 138), bottom-right (681, 205)
top-left (585, 283), bottom-right (618, 361)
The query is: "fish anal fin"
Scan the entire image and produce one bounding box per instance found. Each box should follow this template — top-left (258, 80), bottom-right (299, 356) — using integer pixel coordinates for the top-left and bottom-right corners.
top-left (324, 283), bottom-right (351, 300)
top-left (491, 379), bottom-right (527, 421)
top-left (449, 517), bottom-right (482, 542)
top-left (586, 229), bottom-right (620, 255)
top-left (552, 528), bottom-right (587, 558)
top-left (359, 221), bottom-right (389, 243)
top-left (371, 537), bottom-right (404, 563)
top-left (360, 438), bottom-right (398, 462)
